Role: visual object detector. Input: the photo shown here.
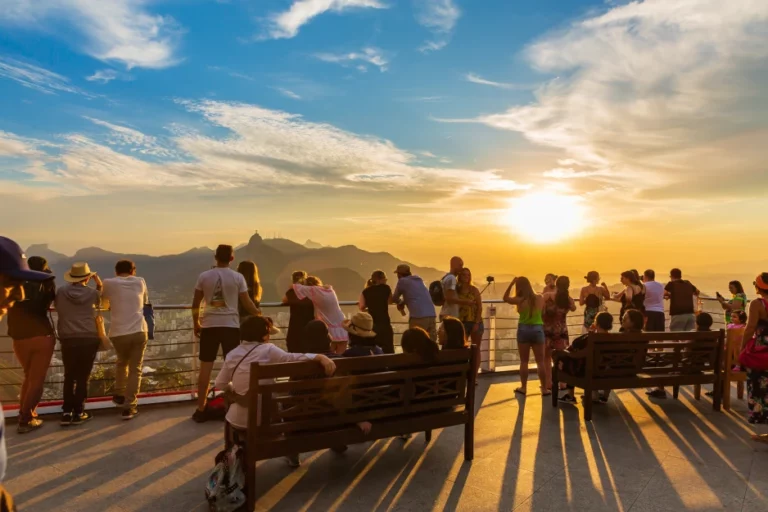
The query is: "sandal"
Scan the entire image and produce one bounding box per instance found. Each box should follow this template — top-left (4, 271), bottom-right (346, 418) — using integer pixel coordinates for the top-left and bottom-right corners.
top-left (752, 434), bottom-right (768, 445)
top-left (515, 387), bottom-right (526, 396)
top-left (541, 387), bottom-right (552, 397)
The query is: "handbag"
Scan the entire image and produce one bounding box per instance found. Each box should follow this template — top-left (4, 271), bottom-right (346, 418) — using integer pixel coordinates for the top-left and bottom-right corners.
top-left (95, 310), bottom-right (113, 352)
top-left (739, 299), bottom-right (768, 370)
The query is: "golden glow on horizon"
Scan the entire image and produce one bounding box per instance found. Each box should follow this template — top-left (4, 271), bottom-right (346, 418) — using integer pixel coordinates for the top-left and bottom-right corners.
top-left (505, 192), bottom-right (587, 244)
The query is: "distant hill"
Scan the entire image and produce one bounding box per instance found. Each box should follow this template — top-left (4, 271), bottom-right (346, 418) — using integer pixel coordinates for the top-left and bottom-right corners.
top-left (25, 244), bottom-right (68, 265)
top-left (263, 238), bottom-right (311, 256)
top-left (27, 231), bottom-right (444, 304)
top-left (304, 240), bottom-right (324, 249)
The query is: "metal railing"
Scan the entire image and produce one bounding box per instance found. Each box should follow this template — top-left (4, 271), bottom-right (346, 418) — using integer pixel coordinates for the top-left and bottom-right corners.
top-left (0, 297), bottom-right (730, 414)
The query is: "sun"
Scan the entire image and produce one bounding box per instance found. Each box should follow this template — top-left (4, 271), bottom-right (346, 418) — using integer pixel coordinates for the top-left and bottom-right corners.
top-left (504, 191), bottom-right (588, 244)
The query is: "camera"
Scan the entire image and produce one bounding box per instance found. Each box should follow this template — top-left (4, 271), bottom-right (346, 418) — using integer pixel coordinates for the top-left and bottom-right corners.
top-left (486, 276), bottom-right (495, 283)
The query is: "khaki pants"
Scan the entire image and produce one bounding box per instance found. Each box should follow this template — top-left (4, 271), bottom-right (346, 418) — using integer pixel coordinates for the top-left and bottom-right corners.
top-left (409, 317), bottom-right (437, 342)
top-left (112, 332), bottom-right (149, 409)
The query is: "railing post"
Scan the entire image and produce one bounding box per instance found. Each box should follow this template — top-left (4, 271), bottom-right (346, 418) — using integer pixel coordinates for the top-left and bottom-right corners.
top-left (481, 305), bottom-right (496, 372)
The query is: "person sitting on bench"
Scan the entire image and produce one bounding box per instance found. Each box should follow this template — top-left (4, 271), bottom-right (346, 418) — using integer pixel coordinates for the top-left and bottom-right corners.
top-left (214, 316), bottom-right (336, 467)
top-left (557, 312), bottom-right (614, 405)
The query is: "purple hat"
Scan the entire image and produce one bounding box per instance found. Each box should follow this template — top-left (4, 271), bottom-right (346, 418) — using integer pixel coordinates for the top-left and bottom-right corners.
top-left (0, 237), bottom-right (54, 281)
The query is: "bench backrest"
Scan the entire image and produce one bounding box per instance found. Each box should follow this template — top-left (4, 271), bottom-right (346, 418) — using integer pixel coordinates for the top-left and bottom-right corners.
top-left (586, 331), bottom-right (725, 378)
top-left (246, 348), bottom-right (475, 438)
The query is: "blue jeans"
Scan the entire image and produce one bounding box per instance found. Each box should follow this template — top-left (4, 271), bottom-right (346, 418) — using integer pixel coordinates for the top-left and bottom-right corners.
top-left (517, 324), bottom-right (545, 344)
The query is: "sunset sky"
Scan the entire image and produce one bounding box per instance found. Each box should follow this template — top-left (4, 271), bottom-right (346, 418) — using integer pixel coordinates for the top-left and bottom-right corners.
top-left (1, 0), bottom-right (766, 280)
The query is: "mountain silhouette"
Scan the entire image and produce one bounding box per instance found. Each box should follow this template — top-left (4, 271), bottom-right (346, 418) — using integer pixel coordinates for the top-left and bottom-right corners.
top-left (29, 232), bottom-right (444, 304)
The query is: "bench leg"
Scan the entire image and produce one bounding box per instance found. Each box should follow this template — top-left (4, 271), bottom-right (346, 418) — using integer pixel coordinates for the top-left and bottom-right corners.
top-left (723, 378), bottom-right (731, 411)
top-left (672, 385), bottom-right (680, 400)
top-left (551, 363), bottom-right (559, 408)
top-left (425, 430), bottom-right (432, 443)
top-left (737, 381), bottom-right (745, 400)
top-left (693, 384), bottom-right (701, 400)
top-left (583, 386), bottom-right (593, 422)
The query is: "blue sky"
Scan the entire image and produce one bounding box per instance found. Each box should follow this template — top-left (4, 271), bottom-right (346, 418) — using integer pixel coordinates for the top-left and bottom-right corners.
top-left (1, 0), bottom-right (767, 276)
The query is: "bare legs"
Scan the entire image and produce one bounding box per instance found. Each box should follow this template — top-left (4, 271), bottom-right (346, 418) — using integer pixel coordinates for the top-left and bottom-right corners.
top-left (544, 345), bottom-right (554, 390)
top-left (532, 343), bottom-right (547, 394)
top-left (196, 361), bottom-right (214, 411)
top-left (517, 342), bottom-right (531, 393)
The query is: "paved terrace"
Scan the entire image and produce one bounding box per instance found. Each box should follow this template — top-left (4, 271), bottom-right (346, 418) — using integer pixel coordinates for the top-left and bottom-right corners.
top-left (5, 375), bottom-right (768, 512)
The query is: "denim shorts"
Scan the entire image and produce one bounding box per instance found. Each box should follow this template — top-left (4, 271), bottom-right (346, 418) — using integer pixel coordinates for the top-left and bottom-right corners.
top-left (517, 324), bottom-right (545, 344)
top-left (463, 321), bottom-right (485, 337)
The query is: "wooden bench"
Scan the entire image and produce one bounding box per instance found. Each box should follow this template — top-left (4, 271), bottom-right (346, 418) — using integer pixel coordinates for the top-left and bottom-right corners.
top-left (552, 331), bottom-right (725, 421)
top-left (694, 327), bottom-right (746, 411)
top-left (238, 348), bottom-right (477, 511)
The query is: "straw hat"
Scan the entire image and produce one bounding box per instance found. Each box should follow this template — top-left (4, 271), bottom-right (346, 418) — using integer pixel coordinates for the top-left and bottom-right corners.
top-left (64, 262), bottom-right (97, 283)
top-left (343, 312), bottom-right (377, 338)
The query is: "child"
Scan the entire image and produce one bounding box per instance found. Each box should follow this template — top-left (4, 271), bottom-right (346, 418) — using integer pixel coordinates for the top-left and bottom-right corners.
top-left (728, 310), bottom-right (748, 330)
top-left (696, 312), bottom-right (714, 332)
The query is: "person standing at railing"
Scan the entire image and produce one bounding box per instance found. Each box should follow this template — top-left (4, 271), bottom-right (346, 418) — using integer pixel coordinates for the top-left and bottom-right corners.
top-left (664, 268), bottom-right (700, 332)
top-left (642, 269), bottom-right (666, 333)
top-left (503, 277), bottom-right (547, 396)
top-left (192, 245), bottom-right (261, 423)
top-left (437, 257), bottom-right (474, 321)
top-left (101, 260), bottom-right (149, 421)
top-left (282, 271), bottom-right (315, 353)
top-left (55, 262), bottom-right (103, 426)
top-left (391, 264), bottom-right (437, 341)
top-left (542, 276), bottom-right (576, 393)
top-left (716, 280), bottom-right (747, 325)
top-left (293, 276), bottom-right (348, 354)
top-left (359, 271), bottom-right (394, 354)
top-left (457, 268), bottom-right (484, 348)
top-left (0, 237), bottom-right (54, 509)
top-left (579, 271), bottom-right (609, 334)
top-left (543, 273), bottom-right (557, 294)
top-left (236, 261), bottom-right (262, 323)
top-left (7, 256), bottom-right (56, 434)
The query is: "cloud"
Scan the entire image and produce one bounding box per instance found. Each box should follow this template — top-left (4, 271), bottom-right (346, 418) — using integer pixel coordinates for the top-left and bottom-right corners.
top-left (275, 88), bottom-right (302, 100)
top-left (83, 117), bottom-right (178, 158)
top-left (3, 99), bottom-right (528, 200)
top-left (313, 47), bottom-right (389, 72)
top-left (454, 0), bottom-right (768, 200)
top-left (0, 0), bottom-right (182, 69)
top-left (263, 0), bottom-right (388, 40)
top-left (414, 0), bottom-right (460, 52)
top-left (0, 56), bottom-right (91, 96)
top-left (0, 131), bottom-right (43, 157)
top-left (85, 69), bottom-right (118, 84)
top-left (465, 73), bottom-right (533, 90)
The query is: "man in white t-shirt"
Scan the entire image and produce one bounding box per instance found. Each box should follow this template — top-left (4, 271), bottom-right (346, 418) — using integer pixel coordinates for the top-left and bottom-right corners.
top-left (101, 260), bottom-right (149, 420)
top-left (440, 256), bottom-right (474, 319)
top-left (191, 245), bottom-right (261, 422)
top-left (642, 269), bottom-right (666, 332)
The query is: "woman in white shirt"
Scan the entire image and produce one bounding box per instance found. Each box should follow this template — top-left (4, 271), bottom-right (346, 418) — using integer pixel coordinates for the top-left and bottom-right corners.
top-left (214, 316), bottom-right (336, 467)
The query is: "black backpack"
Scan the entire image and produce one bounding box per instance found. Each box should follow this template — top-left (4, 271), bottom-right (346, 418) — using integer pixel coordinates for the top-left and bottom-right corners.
top-left (429, 274), bottom-right (451, 307)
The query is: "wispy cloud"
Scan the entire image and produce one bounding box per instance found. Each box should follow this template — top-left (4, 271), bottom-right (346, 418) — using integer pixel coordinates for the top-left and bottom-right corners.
top-left (313, 47), bottom-right (389, 72)
top-left (263, 0), bottom-right (388, 39)
top-left (85, 69), bottom-right (118, 84)
top-left (0, 1), bottom-right (182, 69)
top-left (5, 98), bottom-right (527, 199)
top-left (448, 0), bottom-right (768, 202)
top-left (275, 87), bottom-right (302, 100)
top-left (0, 56), bottom-right (91, 96)
top-left (414, 0), bottom-right (461, 53)
top-left (83, 117), bottom-right (177, 158)
top-left (465, 73), bottom-right (533, 90)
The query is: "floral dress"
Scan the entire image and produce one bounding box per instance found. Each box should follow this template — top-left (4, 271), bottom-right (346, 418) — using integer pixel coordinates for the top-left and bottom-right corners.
top-left (747, 320), bottom-right (768, 424)
top-left (543, 299), bottom-right (570, 350)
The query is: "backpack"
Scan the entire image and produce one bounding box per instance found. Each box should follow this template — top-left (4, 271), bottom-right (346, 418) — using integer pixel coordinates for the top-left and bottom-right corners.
top-left (429, 274), bottom-right (451, 307)
top-left (205, 444), bottom-right (246, 512)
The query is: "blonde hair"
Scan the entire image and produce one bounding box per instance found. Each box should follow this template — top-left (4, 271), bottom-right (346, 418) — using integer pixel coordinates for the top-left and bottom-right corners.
top-left (306, 276), bottom-right (322, 286)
